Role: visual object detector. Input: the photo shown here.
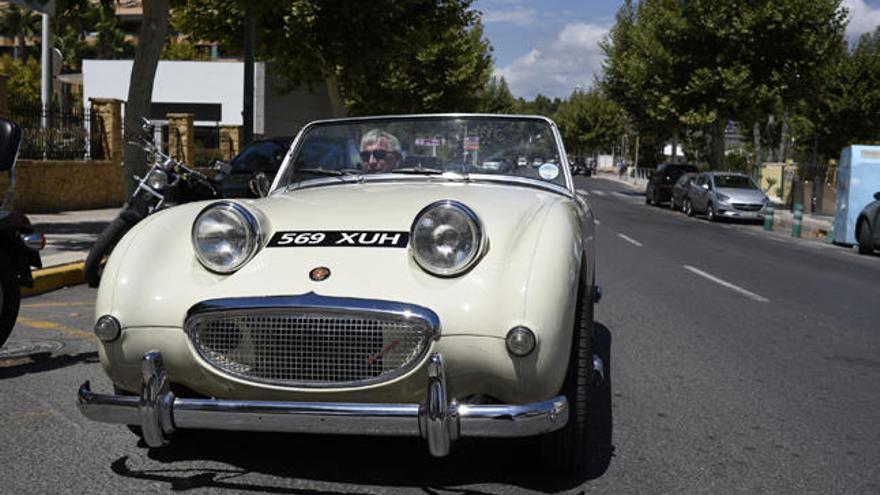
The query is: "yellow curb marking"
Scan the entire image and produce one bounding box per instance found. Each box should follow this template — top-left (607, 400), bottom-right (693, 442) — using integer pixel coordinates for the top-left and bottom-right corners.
top-left (15, 317), bottom-right (96, 341)
top-left (21, 302), bottom-right (93, 308)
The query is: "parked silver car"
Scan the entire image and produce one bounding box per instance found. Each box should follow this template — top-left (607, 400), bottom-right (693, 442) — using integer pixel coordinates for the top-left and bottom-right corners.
top-left (685, 172), bottom-right (768, 221)
top-left (856, 191), bottom-right (880, 254)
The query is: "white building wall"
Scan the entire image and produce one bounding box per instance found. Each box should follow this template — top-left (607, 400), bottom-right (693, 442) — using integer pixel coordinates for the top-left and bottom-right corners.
top-left (82, 60), bottom-right (264, 127)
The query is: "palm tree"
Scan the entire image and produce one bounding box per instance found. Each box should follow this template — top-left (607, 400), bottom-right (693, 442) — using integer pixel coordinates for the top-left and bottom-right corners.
top-left (0, 5), bottom-right (41, 61)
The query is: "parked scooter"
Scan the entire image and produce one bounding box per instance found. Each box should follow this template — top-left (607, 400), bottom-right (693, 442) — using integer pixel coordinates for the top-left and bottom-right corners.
top-left (84, 120), bottom-right (221, 287)
top-left (0, 119), bottom-right (45, 348)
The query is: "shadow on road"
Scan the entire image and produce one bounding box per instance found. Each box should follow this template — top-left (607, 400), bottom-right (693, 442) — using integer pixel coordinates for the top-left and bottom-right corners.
top-left (106, 324), bottom-right (616, 493)
top-left (0, 351), bottom-right (98, 379)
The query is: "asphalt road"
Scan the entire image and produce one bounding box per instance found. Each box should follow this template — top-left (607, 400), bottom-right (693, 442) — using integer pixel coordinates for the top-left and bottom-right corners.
top-left (1, 175), bottom-right (878, 494)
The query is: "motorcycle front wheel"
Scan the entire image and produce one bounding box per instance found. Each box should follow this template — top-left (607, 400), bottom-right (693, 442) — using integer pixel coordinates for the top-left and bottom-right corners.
top-left (84, 216), bottom-right (135, 288)
top-left (0, 250), bottom-right (21, 348)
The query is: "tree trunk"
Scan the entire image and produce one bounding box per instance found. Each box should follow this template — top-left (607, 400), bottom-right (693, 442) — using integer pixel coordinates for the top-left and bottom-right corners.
top-left (671, 129), bottom-right (679, 164)
top-left (778, 111), bottom-right (789, 162)
top-left (123, 0), bottom-right (170, 197)
top-left (711, 120), bottom-right (726, 169)
top-left (325, 74), bottom-right (346, 118)
top-left (750, 121), bottom-right (761, 178)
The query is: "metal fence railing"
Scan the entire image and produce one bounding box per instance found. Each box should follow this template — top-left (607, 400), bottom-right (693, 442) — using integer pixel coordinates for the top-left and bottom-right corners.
top-left (7, 103), bottom-right (105, 160)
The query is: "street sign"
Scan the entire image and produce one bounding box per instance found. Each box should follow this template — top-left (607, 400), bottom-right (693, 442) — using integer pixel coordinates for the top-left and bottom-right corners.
top-left (415, 138), bottom-right (441, 146)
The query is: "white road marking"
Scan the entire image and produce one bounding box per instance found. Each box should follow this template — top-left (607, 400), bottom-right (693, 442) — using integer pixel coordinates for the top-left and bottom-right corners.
top-left (594, 219), bottom-right (601, 225)
top-left (612, 191), bottom-right (634, 199)
top-left (590, 190), bottom-right (606, 196)
top-left (683, 265), bottom-right (770, 303)
top-left (617, 233), bottom-right (643, 247)
top-left (576, 189), bottom-right (590, 196)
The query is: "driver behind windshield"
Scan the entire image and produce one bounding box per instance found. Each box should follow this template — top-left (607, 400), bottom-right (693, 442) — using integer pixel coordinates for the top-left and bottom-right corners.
top-left (360, 129), bottom-right (402, 173)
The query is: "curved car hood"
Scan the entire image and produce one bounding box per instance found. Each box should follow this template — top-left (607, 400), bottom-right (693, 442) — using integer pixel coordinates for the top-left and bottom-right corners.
top-left (99, 181), bottom-right (580, 339)
top-left (259, 181), bottom-right (564, 232)
top-left (716, 187), bottom-right (765, 203)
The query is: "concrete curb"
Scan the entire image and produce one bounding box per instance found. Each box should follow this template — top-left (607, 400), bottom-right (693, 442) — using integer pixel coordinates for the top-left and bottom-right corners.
top-left (23, 261), bottom-right (86, 298)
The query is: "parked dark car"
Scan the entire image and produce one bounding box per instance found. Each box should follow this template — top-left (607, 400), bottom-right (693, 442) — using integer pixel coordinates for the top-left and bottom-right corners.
top-left (856, 191), bottom-right (880, 254)
top-left (670, 172), bottom-right (696, 211)
top-left (645, 163), bottom-right (699, 206)
top-left (217, 137), bottom-right (293, 198)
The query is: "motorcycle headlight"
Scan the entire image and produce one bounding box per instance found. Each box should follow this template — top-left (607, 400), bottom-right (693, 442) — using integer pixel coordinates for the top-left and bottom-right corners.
top-left (411, 200), bottom-right (484, 277)
top-left (147, 169), bottom-right (168, 190)
top-left (192, 201), bottom-right (261, 274)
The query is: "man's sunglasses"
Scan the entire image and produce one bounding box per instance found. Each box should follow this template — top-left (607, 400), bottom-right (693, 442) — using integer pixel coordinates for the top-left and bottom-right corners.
top-left (360, 150), bottom-right (393, 161)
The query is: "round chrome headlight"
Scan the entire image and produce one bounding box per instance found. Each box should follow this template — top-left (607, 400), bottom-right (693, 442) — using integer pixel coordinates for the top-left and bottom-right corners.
top-left (411, 200), bottom-right (483, 277)
top-left (192, 201), bottom-right (261, 274)
top-left (147, 169), bottom-right (168, 191)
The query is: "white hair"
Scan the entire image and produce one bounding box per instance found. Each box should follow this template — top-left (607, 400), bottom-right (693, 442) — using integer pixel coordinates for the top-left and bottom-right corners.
top-left (360, 129), bottom-right (401, 152)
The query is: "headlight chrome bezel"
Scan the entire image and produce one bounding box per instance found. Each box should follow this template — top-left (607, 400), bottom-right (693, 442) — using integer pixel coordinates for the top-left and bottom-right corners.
top-left (191, 201), bottom-right (262, 274)
top-left (410, 200), bottom-right (485, 277)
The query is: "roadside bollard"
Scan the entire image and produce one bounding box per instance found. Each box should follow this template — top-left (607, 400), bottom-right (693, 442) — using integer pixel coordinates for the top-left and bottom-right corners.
top-left (826, 224), bottom-right (835, 244)
top-left (763, 205), bottom-right (774, 231)
top-left (792, 204), bottom-right (803, 238)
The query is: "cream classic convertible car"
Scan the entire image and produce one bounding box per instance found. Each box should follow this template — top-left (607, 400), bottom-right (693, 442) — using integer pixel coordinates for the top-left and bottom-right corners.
top-left (78, 114), bottom-right (603, 470)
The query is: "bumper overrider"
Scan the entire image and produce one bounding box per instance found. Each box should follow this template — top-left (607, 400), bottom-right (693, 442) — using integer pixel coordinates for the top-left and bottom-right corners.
top-left (78, 351), bottom-right (569, 457)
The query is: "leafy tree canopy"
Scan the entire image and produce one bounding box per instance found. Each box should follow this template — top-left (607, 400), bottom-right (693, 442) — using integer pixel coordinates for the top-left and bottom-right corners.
top-left (172, 0), bottom-right (494, 115)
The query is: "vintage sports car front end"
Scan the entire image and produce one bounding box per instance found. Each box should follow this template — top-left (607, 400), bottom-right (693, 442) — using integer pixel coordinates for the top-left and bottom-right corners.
top-left (78, 114), bottom-right (600, 468)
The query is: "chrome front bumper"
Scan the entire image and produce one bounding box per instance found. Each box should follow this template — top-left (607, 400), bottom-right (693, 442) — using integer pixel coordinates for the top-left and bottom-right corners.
top-left (78, 350), bottom-right (568, 457)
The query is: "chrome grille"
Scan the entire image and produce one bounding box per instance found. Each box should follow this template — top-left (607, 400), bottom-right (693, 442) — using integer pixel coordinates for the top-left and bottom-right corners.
top-left (186, 305), bottom-right (436, 388)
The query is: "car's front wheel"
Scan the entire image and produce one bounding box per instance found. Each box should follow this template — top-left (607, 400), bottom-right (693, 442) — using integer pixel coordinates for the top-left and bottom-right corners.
top-left (685, 199), bottom-right (694, 217)
top-left (858, 218), bottom-right (874, 254)
top-left (543, 282), bottom-right (596, 471)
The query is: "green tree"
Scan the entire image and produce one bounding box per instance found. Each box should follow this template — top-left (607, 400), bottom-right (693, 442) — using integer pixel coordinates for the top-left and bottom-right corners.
top-left (477, 76), bottom-right (517, 113)
top-left (553, 89), bottom-right (626, 156)
top-left (0, 55), bottom-right (41, 107)
top-left (809, 28), bottom-right (880, 160)
top-left (601, 0), bottom-right (846, 169)
top-left (0, 5), bottom-right (40, 61)
top-left (172, 0), bottom-right (493, 115)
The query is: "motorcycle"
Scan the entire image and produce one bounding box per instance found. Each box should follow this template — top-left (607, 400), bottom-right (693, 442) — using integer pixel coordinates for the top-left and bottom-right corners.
top-left (84, 120), bottom-right (222, 287)
top-left (0, 119), bottom-right (45, 348)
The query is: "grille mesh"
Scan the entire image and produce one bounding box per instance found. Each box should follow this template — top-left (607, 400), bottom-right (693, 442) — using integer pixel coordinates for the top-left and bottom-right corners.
top-left (186, 310), bottom-right (433, 387)
top-left (732, 203), bottom-right (763, 212)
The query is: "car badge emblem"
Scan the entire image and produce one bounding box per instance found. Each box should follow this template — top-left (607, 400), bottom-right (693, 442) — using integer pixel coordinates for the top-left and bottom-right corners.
top-left (309, 266), bottom-right (331, 281)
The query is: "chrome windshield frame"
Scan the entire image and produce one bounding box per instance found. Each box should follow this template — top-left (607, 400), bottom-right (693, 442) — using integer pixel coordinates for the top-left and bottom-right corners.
top-left (269, 114), bottom-right (574, 198)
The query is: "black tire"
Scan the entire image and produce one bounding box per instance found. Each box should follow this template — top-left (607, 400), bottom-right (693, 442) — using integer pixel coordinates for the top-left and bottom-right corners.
top-left (645, 187), bottom-right (653, 205)
top-left (0, 250), bottom-right (21, 348)
top-left (85, 216), bottom-right (135, 288)
top-left (857, 218), bottom-right (873, 254)
top-left (707, 203), bottom-right (717, 222)
top-left (543, 281), bottom-right (595, 471)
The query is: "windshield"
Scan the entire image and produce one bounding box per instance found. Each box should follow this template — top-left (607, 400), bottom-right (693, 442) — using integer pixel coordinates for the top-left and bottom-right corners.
top-left (714, 175), bottom-right (758, 189)
top-left (277, 116), bottom-right (566, 189)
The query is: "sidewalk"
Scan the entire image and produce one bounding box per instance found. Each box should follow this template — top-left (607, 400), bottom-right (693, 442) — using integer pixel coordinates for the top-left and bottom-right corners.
top-left (23, 207), bottom-right (119, 296)
top-left (592, 171), bottom-right (834, 240)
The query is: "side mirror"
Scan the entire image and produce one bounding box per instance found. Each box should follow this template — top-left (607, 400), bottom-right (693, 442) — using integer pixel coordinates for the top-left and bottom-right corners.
top-left (0, 119), bottom-right (22, 172)
top-left (874, 191), bottom-right (880, 201)
top-left (701, 183), bottom-right (709, 190)
top-left (248, 172), bottom-right (271, 198)
top-left (213, 160), bottom-right (232, 175)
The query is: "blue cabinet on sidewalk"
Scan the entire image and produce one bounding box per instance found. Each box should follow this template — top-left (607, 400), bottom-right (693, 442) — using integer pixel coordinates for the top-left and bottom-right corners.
top-left (834, 145), bottom-right (880, 244)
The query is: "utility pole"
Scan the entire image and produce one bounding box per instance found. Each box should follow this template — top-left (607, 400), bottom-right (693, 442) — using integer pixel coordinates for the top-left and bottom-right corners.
top-left (40, 11), bottom-right (52, 129)
top-left (243, 4), bottom-right (255, 144)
